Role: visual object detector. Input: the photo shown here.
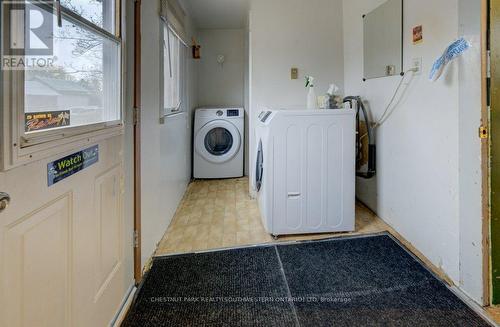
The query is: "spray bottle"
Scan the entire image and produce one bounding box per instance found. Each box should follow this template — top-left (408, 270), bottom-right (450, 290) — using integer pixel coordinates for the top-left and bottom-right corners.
top-left (305, 76), bottom-right (316, 109)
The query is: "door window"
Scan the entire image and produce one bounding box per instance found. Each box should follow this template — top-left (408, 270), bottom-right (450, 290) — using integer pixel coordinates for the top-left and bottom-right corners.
top-left (24, 15), bottom-right (120, 133)
top-left (3, 0), bottom-right (122, 152)
top-left (204, 128), bottom-right (234, 156)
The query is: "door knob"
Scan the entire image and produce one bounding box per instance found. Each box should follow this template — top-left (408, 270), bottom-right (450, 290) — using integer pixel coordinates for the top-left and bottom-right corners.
top-left (0, 192), bottom-right (10, 212)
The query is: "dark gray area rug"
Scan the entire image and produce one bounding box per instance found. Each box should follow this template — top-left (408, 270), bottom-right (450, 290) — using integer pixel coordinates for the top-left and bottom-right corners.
top-left (122, 234), bottom-right (491, 327)
top-left (122, 246), bottom-right (296, 326)
top-left (277, 235), bottom-right (489, 327)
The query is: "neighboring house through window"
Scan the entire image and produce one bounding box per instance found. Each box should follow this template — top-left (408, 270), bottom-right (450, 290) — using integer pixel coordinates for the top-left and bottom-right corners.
top-left (12, 1), bottom-right (121, 138)
top-left (1, 0), bottom-right (123, 167)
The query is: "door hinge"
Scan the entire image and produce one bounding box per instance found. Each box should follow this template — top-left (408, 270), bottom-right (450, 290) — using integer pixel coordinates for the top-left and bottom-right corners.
top-left (133, 107), bottom-right (140, 126)
top-left (479, 126), bottom-right (488, 139)
top-left (133, 230), bottom-right (139, 248)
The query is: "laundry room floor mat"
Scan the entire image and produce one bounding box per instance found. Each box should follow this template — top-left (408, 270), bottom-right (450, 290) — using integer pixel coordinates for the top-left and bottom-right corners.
top-left (122, 246), bottom-right (297, 326)
top-left (276, 235), bottom-right (490, 327)
top-left (122, 234), bottom-right (492, 327)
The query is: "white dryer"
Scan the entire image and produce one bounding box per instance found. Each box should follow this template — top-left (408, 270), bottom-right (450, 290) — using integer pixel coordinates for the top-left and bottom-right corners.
top-left (194, 108), bottom-right (244, 179)
top-left (255, 109), bottom-right (356, 237)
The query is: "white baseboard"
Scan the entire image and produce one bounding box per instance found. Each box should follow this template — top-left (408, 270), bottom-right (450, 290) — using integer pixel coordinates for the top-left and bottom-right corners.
top-left (110, 284), bottom-right (137, 327)
top-left (449, 286), bottom-right (498, 326)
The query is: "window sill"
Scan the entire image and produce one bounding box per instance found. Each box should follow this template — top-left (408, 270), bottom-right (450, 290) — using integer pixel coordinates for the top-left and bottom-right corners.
top-left (1, 124), bottom-right (124, 171)
top-left (159, 107), bottom-right (186, 124)
top-left (165, 111), bottom-right (185, 118)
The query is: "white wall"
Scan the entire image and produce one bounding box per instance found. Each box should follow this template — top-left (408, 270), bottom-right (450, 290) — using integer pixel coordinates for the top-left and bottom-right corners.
top-left (248, 0), bottom-right (345, 193)
top-left (457, 0), bottom-right (484, 305)
top-left (197, 29), bottom-right (245, 107)
top-left (244, 24), bottom-right (250, 176)
top-left (343, 0), bottom-right (484, 304)
top-left (197, 28), bottom-right (249, 174)
top-left (140, 1), bottom-right (198, 267)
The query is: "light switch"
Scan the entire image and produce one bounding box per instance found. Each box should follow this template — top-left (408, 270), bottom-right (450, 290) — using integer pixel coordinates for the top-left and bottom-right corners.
top-left (291, 68), bottom-right (298, 80)
top-left (386, 65), bottom-right (396, 76)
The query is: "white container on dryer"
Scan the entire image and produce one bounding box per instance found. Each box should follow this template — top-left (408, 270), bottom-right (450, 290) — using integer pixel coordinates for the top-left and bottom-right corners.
top-left (254, 109), bottom-right (356, 237)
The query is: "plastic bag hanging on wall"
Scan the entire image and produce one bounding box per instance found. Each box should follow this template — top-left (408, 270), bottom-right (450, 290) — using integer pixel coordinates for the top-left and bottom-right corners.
top-left (429, 37), bottom-right (470, 81)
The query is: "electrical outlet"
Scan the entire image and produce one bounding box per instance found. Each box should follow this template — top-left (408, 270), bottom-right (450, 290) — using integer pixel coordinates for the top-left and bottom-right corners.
top-left (291, 68), bottom-right (298, 80)
top-left (412, 57), bottom-right (422, 75)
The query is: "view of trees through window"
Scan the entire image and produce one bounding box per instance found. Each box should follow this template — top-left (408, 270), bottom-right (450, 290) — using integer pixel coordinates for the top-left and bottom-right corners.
top-left (60, 0), bottom-right (114, 32)
top-left (24, 0), bottom-right (120, 133)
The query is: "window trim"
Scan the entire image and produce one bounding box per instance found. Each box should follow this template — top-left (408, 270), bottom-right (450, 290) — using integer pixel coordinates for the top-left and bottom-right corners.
top-left (59, 2), bottom-right (121, 42)
top-left (1, 0), bottom-right (124, 170)
top-left (36, 1), bottom-right (120, 41)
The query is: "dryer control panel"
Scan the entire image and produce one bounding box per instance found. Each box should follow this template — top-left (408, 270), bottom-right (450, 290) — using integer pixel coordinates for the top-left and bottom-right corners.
top-left (227, 109), bottom-right (240, 117)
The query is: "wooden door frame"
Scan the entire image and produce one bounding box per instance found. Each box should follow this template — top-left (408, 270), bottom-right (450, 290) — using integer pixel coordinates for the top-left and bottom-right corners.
top-left (133, 0), bottom-right (142, 284)
top-left (488, 0), bottom-right (500, 306)
top-left (481, 0), bottom-right (491, 306)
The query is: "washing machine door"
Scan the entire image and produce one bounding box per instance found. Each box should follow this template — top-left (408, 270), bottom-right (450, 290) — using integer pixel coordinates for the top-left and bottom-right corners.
top-left (255, 140), bottom-right (264, 192)
top-left (195, 120), bottom-right (241, 164)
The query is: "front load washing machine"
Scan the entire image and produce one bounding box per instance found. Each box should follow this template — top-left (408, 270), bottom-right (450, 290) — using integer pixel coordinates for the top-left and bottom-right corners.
top-left (194, 108), bottom-right (244, 179)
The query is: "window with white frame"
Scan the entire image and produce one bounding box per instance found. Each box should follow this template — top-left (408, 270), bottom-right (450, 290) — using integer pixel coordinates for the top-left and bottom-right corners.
top-left (162, 23), bottom-right (186, 116)
top-left (4, 0), bottom-right (121, 145)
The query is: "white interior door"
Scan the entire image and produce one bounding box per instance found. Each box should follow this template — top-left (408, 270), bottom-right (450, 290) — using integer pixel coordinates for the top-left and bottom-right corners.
top-left (0, 139), bottom-right (132, 327)
top-left (0, 1), bottom-right (134, 326)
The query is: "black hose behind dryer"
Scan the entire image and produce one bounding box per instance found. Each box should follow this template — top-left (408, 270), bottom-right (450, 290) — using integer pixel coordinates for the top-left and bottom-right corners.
top-left (343, 96), bottom-right (376, 179)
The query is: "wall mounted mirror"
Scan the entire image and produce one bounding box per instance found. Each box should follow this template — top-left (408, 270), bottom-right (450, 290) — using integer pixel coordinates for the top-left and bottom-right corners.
top-left (363, 0), bottom-right (403, 80)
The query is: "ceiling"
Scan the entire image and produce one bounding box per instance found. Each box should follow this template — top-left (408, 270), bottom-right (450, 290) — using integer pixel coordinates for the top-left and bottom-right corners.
top-left (184, 0), bottom-right (250, 29)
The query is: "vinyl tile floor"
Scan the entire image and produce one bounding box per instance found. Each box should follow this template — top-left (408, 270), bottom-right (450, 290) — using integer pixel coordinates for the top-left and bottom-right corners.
top-left (486, 306), bottom-right (500, 325)
top-left (156, 178), bottom-right (389, 256)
